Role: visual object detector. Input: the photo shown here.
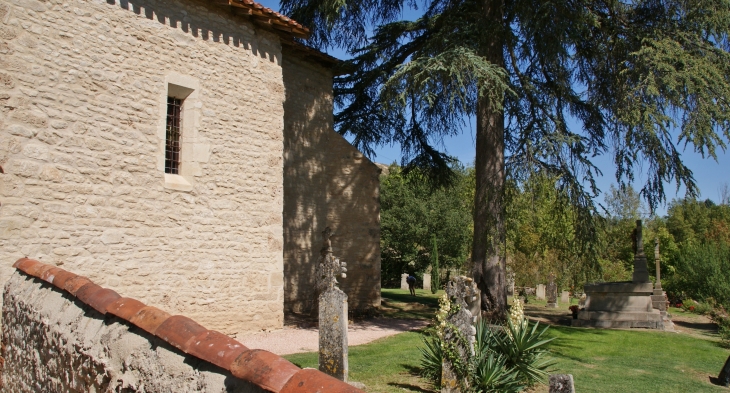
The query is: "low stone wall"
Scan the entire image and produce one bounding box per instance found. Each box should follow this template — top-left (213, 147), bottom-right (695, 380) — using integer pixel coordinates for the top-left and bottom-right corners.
top-left (2, 259), bottom-right (363, 393)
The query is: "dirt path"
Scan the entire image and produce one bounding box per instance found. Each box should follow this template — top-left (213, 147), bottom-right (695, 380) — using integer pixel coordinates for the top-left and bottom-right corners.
top-left (238, 318), bottom-right (430, 355)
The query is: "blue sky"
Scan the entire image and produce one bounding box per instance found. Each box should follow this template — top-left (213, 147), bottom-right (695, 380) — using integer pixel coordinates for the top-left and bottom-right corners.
top-left (259, 0), bottom-right (730, 215)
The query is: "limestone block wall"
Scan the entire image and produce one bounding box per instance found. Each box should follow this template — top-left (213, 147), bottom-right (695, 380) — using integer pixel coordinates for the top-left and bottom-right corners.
top-left (2, 259), bottom-right (364, 393)
top-left (0, 0), bottom-right (286, 334)
top-left (282, 51), bottom-right (381, 315)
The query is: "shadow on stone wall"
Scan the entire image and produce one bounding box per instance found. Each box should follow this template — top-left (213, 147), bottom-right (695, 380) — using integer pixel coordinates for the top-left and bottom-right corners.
top-left (107, 0), bottom-right (280, 63)
top-left (282, 52), bottom-right (381, 317)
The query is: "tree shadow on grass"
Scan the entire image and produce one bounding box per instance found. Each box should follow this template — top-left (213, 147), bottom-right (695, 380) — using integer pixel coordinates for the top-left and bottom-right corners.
top-left (673, 319), bottom-right (718, 335)
top-left (387, 382), bottom-right (435, 393)
top-left (381, 291), bottom-right (440, 307)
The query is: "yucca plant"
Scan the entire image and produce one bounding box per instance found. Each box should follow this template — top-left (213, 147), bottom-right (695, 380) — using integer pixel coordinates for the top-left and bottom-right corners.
top-left (472, 352), bottom-right (524, 393)
top-left (418, 336), bottom-right (443, 385)
top-left (487, 318), bottom-right (555, 386)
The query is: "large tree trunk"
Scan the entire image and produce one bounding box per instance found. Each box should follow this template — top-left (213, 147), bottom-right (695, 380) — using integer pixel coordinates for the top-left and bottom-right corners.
top-left (472, 0), bottom-right (506, 319)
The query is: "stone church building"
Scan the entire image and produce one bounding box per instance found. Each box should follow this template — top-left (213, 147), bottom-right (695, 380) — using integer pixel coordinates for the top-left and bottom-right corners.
top-left (0, 0), bottom-right (380, 335)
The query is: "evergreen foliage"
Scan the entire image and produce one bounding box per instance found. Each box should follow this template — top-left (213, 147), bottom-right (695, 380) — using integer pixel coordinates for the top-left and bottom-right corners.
top-left (431, 235), bottom-right (440, 293)
top-left (281, 0), bottom-right (730, 315)
top-left (380, 164), bottom-right (472, 287)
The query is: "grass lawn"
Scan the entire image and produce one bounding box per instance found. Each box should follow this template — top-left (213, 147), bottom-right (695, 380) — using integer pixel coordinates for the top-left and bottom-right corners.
top-left (378, 288), bottom-right (442, 319)
top-left (285, 289), bottom-right (730, 392)
top-left (547, 326), bottom-right (728, 393)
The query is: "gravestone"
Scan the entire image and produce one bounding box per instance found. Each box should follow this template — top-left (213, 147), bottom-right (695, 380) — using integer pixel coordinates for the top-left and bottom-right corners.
top-left (578, 293), bottom-right (586, 308)
top-left (546, 273), bottom-right (558, 308)
top-left (536, 284), bottom-right (546, 300)
top-left (561, 291), bottom-right (570, 304)
top-left (401, 273), bottom-right (409, 290)
top-left (574, 220), bottom-right (670, 330)
top-left (317, 228), bottom-right (349, 381)
top-left (441, 276), bottom-right (480, 393)
top-left (506, 268), bottom-right (515, 297)
top-left (549, 374), bottom-right (575, 393)
top-left (718, 355), bottom-right (730, 387)
top-left (423, 273), bottom-right (431, 292)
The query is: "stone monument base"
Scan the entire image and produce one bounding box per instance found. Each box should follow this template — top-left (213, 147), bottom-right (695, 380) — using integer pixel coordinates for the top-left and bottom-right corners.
top-left (571, 281), bottom-right (672, 330)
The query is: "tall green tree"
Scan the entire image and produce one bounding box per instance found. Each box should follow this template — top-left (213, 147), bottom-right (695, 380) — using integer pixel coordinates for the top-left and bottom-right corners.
top-left (379, 164), bottom-right (472, 287)
top-left (431, 234), bottom-right (440, 293)
top-left (280, 0), bottom-right (730, 317)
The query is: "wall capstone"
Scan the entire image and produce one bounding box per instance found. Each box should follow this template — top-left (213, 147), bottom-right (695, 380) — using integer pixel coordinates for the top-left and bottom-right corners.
top-left (2, 258), bottom-right (364, 393)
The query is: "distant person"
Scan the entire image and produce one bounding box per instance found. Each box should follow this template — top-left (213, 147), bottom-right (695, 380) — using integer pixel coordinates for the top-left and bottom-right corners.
top-left (406, 274), bottom-right (417, 296)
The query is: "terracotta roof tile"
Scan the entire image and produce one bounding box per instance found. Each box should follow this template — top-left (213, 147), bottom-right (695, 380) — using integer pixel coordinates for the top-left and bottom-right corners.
top-left (48, 269), bottom-right (79, 291)
top-left (75, 282), bottom-right (103, 302)
top-left (15, 258), bottom-right (43, 276)
top-left (64, 276), bottom-right (92, 296)
top-left (39, 267), bottom-right (63, 284)
top-left (230, 349), bottom-right (301, 392)
top-left (86, 288), bottom-right (122, 314)
top-left (11, 258), bottom-right (363, 393)
top-left (107, 298), bottom-right (147, 321)
top-left (280, 368), bottom-right (365, 393)
top-left (32, 264), bottom-right (55, 279)
top-left (225, 0), bottom-right (309, 38)
top-left (188, 330), bottom-right (249, 370)
top-left (154, 315), bottom-right (208, 352)
top-left (12, 258), bottom-right (30, 269)
top-left (129, 306), bottom-right (172, 335)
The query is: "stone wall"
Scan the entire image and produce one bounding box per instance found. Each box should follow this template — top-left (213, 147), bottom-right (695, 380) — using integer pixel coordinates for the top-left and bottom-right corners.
top-left (2, 260), bottom-right (364, 393)
top-left (282, 51), bottom-right (381, 315)
top-left (2, 271), bottom-right (265, 392)
top-left (0, 0), bottom-right (287, 334)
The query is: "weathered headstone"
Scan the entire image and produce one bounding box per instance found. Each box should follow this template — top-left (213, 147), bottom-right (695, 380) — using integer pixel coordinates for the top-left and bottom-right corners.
top-left (578, 293), bottom-right (586, 308)
top-left (549, 374), bottom-right (575, 393)
top-left (423, 273), bottom-right (431, 292)
top-left (506, 268), bottom-right (515, 297)
top-left (317, 228), bottom-right (349, 381)
top-left (546, 273), bottom-right (558, 308)
top-left (560, 291), bottom-right (570, 304)
top-left (401, 273), bottom-right (409, 290)
top-left (536, 284), bottom-right (546, 300)
top-left (441, 276), bottom-right (480, 393)
top-left (717, 354), bottom-right (730, 387)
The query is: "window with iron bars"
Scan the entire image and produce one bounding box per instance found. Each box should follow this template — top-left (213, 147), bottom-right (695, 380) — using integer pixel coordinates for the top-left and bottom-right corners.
top-left (165, 97), bottom-right (182, 174)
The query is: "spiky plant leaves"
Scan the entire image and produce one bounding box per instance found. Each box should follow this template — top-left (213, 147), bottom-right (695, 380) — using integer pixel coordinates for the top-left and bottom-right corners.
top-left (418, 336), bottom-right (443, 385)
top-left (491, 318), bottom-right (555, 386)
top-left (472, 352), bottom-right (524, 393)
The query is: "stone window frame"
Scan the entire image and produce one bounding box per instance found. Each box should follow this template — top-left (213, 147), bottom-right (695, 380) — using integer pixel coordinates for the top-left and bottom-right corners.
top-left (157, 73), bottom-right (210, 191)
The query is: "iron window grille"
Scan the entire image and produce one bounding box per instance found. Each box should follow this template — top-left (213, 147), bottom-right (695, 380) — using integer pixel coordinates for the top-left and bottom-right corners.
top-left (165, 97), bottom-right (182, 174)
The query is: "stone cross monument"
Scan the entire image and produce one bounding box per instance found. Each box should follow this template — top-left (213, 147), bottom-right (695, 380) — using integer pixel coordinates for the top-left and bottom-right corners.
top-left (651, 238), bottom-right (668, 313)
top-left (316, 227), bottom-right (349, 381)
top-left (441, 276), bottom-right (480, 393)
top-left (573, 219), bottom-right (672, 330)
top-left (654, 238), bottom-right (662, 292)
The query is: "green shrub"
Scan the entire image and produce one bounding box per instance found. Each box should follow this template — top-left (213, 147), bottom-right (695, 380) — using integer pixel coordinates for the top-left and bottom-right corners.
top-left (681, 298), bottom-right (714, 315)
top-left (419, 317), bottom-right (553, 391)
top-left (709, 306), bottom-right (730, 347)
top-left (667, 242), bottom-right (730, 309)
